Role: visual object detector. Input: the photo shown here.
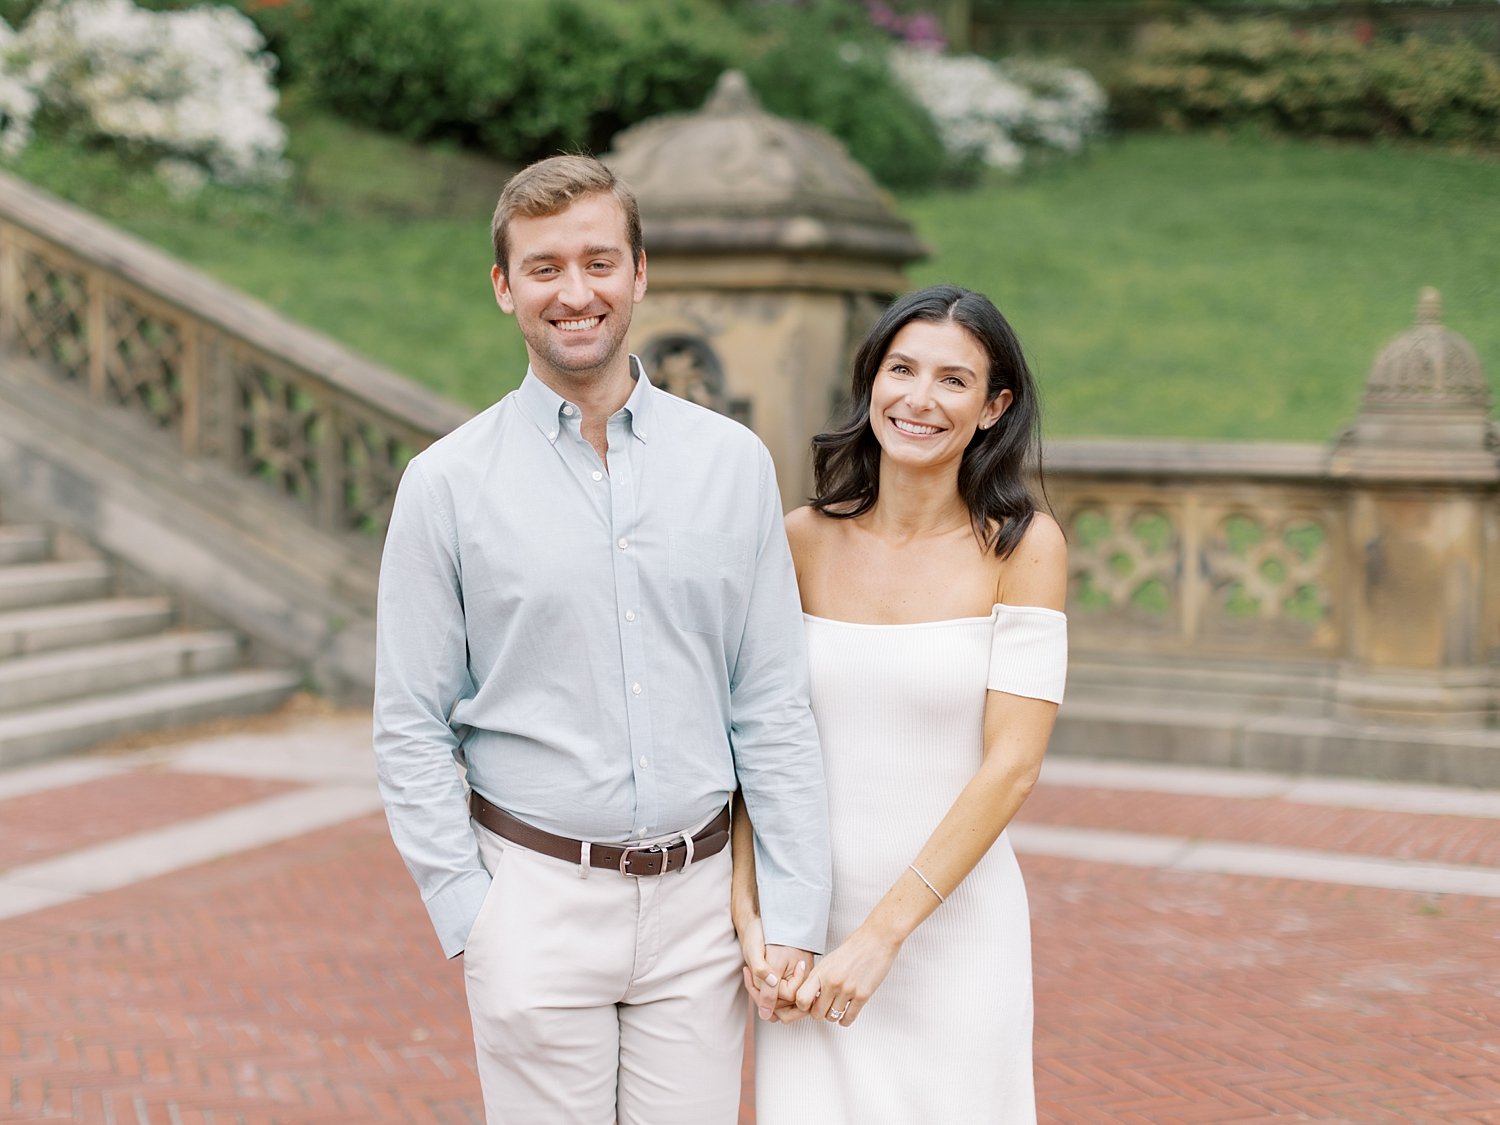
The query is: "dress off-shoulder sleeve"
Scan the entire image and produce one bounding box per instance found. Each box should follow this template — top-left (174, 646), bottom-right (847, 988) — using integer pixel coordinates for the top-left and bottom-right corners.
top-left (986, 604), bottom-right (1068, 704)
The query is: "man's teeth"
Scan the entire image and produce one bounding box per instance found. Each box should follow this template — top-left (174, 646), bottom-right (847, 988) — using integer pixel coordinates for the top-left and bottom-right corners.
top-left (892, 418), bottom-right (941, 435)
top-left (556, 316), bottom-right (602, 332)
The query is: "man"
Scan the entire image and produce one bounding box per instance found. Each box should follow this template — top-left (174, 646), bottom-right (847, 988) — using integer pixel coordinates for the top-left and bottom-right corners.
top-left (372, 154), bottom-right (831, 1123)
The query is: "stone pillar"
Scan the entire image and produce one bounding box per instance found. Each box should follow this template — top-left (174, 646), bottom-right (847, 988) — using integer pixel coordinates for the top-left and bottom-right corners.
top-left (606, 71), bottom-right (927, 510)
top-left (1329, 288), bottom-right (1498, 725)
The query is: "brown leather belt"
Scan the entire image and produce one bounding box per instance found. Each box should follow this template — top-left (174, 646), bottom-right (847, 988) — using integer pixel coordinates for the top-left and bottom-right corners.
top-left (469, 791), bottom-right (732, 877)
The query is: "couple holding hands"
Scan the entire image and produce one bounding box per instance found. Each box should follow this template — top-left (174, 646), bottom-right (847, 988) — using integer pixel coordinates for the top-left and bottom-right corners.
top-left (373, 154), bottom-right (1065, 1124)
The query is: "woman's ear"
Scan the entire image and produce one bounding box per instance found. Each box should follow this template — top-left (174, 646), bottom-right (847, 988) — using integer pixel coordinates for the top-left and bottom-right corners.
top-left (980, 389), bottom-right (1014, 430)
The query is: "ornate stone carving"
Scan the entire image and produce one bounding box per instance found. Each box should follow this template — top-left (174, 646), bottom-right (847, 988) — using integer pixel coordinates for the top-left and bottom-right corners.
top-left (1066, 502), bottom-right (1178, 621)
top-left (16, 247), bottom-right (88, 382)
top-left (641, 334), bottom-right (751, 427)
top-left (1361, 288), bottom-right (1488, 409)
top-left (1333, 287), bottom-right (1497, 480)
top-left (1205, 512), bottom-right (1330, 626)
top-left (606, 70), bottom-right (927, 265)
top-left (232, 356), bottom-right (323, 508)
top-left (103, 293), bottom-right (184, 431)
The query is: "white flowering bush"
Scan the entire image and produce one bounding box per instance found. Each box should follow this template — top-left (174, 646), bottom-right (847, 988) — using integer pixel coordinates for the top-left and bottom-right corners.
top-left (0, 0), bottom-right (287, 185)
top-left (889, 47), bottom-right (1107, 174)
top-left (0, 17), bottom-right (40, 159)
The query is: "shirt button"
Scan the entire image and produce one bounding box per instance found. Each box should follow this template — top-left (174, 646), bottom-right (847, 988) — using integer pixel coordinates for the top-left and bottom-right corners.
top-left (617, 538), bottom-right (628, 550)
top-left (639, 756), bottom-right (648, 769)
top-left (625, 610), bottom-right (636, 622)
top-left (631, 682), bottom-right (642, 696)
top-left (562, 405), bottom-right (575, 416)
top-left (547, 430), bottom-right (558, 441)
top-left (591, 470), bottom-right (603, 481)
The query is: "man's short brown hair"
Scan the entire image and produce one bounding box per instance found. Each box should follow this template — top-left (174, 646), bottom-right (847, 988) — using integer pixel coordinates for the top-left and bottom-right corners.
top-left (491, 155), bottom-right (643, 277)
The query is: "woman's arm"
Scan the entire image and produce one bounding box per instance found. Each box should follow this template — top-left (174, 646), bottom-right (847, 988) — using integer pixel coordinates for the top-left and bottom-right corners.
top-left (795, 517), bottom-right (1067, 1026)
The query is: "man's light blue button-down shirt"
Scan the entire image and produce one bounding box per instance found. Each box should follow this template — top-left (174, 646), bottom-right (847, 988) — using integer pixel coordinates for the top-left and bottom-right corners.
top-left (373, 361), bottom-right (832, 958)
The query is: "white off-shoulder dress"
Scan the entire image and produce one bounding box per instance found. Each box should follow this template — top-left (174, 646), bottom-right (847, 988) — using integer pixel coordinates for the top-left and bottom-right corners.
top-left (755, 604), bottom-right (1067, 1125)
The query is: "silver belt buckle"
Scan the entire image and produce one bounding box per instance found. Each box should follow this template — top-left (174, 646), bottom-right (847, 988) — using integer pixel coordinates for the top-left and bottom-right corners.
top-left (618, 843), bottom-right (664, 877)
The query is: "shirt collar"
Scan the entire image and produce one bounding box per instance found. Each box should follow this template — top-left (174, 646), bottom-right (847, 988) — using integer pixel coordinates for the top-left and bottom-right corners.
top-left (514, 356), bottom-right (655, 445)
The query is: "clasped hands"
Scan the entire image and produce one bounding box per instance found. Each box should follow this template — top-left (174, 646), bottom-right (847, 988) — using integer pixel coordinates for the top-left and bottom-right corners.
top-left (737, 913), bottom-right (899, 1029)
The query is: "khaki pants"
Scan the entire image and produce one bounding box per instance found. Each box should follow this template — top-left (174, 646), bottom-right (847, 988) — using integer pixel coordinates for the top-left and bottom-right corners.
top-left (464, 821), bottom-right (745, 1124)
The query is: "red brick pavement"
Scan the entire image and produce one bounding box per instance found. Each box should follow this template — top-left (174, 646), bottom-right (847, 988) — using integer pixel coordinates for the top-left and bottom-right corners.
top-left (1019, 784), bottom-right (1500, 868)
top-left (0, 773), bottom-right (302, 869)
top-left (2, 782), bottom-right (1499, 1123)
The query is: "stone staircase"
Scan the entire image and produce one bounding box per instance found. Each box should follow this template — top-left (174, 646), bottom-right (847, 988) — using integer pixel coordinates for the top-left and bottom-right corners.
top-left (0, 521), bottom-right (301, 769)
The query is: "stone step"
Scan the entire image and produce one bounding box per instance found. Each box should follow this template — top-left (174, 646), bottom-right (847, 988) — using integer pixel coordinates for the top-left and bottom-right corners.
top-left (0, 597), bottom-right (174, 659)
top-left (0, 631), bottom-right (242, 711)
top-left (0, 560), bottom-right (113, 612)
top-left (0, 669), bottom-right (303, 769)
top-left (0, 526), bottom-right (51, 566)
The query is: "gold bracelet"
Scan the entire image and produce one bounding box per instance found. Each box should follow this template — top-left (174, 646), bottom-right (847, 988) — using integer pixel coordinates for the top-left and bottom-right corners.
top-left (908, 863), bottom-right (945, 904)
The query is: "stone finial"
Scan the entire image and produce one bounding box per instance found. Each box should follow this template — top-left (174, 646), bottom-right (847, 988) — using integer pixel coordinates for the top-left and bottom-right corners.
top-left (1332, 287), bottom-right (1497, 481)
top-left (703, 70), bottom-right (760, 116)
top-left (1360, 287), bottom-right (1488, 411)
top-left (603, 69), bottom-right (927, 279)
top-left (1415, 286), bottom-right (1441, 326)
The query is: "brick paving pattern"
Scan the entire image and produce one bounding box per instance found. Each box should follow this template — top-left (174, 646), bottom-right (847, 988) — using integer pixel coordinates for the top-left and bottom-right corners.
top-left (1020, 784), bottom-right (1500, 868)
top-left (0, 773), bottom-right (300, 869)
top-left (2, 739), bottom-right (1498, 1124)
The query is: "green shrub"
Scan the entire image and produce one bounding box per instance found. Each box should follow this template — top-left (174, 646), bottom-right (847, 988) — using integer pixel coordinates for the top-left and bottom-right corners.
top-left (737, 0), bottom-right (950, 189)
top-left (1111, 16), bottom-right (1500, 144)
top-left (300, 0), bottom-right (734, 162)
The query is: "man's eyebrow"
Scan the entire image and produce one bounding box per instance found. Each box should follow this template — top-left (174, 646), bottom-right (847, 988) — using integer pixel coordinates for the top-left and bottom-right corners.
top-left (518, 245), bottom-right (625, 268)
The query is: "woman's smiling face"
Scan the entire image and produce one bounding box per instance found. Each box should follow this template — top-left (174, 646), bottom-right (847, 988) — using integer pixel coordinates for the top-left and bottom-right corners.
top-left (868, 319), bottom-right (1010, 470)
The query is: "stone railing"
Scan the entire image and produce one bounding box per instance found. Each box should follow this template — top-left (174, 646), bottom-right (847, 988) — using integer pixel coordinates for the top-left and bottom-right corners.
top-left (1045, 440), bottom-right (1343, 662)
top-left (0, 171), bottom-right (471, 544)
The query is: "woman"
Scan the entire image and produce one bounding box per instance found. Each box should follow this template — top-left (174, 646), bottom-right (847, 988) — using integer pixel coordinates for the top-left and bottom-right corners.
top-left (733, 284), bottom-right (1066, 1123)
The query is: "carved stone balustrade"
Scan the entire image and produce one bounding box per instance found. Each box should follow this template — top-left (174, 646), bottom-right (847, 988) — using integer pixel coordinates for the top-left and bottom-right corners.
top-left (1045, 291), bottom-right (1500, 782)
top-left (0, 169), bottom-right (471, 694)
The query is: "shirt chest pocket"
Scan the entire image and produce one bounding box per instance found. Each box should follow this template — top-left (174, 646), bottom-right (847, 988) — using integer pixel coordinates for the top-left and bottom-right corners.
top-left (668, 529), bottom-right (751, 634)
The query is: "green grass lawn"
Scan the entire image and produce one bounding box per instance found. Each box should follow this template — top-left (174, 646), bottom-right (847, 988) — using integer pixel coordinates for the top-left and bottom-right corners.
top-left (12, 108), bottom-right (1498, 442)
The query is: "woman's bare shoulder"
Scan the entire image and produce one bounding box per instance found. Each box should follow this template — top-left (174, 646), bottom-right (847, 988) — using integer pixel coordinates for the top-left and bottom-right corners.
top-left (998, 512), bottom-right (1068, 610)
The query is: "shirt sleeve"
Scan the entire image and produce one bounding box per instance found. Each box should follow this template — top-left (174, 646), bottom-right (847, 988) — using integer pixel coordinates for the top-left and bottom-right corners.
top-left (728, 447), bottom-right (833, 953)
top-left (987, 605), bottom-right (1068, 704)
top-left (372, 457), bottom-right (490, 959)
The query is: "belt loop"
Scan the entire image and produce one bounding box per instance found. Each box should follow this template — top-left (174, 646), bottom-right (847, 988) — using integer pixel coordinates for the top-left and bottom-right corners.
top-left (578, 841), bottom-right (591, 879)
top-left (680, 830), bottom-right (695, 874)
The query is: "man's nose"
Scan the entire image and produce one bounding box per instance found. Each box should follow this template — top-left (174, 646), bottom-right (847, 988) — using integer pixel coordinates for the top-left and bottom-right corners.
top-left (558, 267), bottom-right (592, 308)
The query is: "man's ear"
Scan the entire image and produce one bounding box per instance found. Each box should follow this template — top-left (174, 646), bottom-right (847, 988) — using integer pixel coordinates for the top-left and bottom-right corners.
top-left (633, 249), bottom-right (648, 304)
top-left (492, 264), bottom-right (516, 314)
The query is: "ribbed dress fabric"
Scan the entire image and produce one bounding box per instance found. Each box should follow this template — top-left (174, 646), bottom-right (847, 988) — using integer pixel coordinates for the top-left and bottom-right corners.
top-left (755, 604), bottom-right (1067, 1125)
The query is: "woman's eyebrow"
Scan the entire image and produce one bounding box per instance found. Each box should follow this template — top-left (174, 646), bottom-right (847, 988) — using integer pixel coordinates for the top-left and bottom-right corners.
top-left (886, 350), bottom-right (977, 378)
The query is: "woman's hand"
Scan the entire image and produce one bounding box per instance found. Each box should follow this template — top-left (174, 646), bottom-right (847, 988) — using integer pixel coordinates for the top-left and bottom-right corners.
top-left (794, 926), bottom-right (901, 1028)
top-left (735, 910), bottom-right (813, 1021)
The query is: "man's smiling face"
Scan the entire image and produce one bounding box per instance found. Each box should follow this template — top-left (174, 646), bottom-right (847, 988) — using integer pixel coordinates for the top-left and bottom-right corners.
top-left (491, 192), bottom-right (648, 394)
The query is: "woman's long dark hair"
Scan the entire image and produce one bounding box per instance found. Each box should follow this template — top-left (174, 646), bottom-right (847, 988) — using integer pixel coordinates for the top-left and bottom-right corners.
top-left (811, 284), bottom-right (1044, 559)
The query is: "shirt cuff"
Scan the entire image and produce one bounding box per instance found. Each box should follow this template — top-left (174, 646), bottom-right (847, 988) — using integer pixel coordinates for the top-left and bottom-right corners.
top-left (757, 877), bottom-right (831, 954)
top-left (425, 868), bottom-right (493, 959)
